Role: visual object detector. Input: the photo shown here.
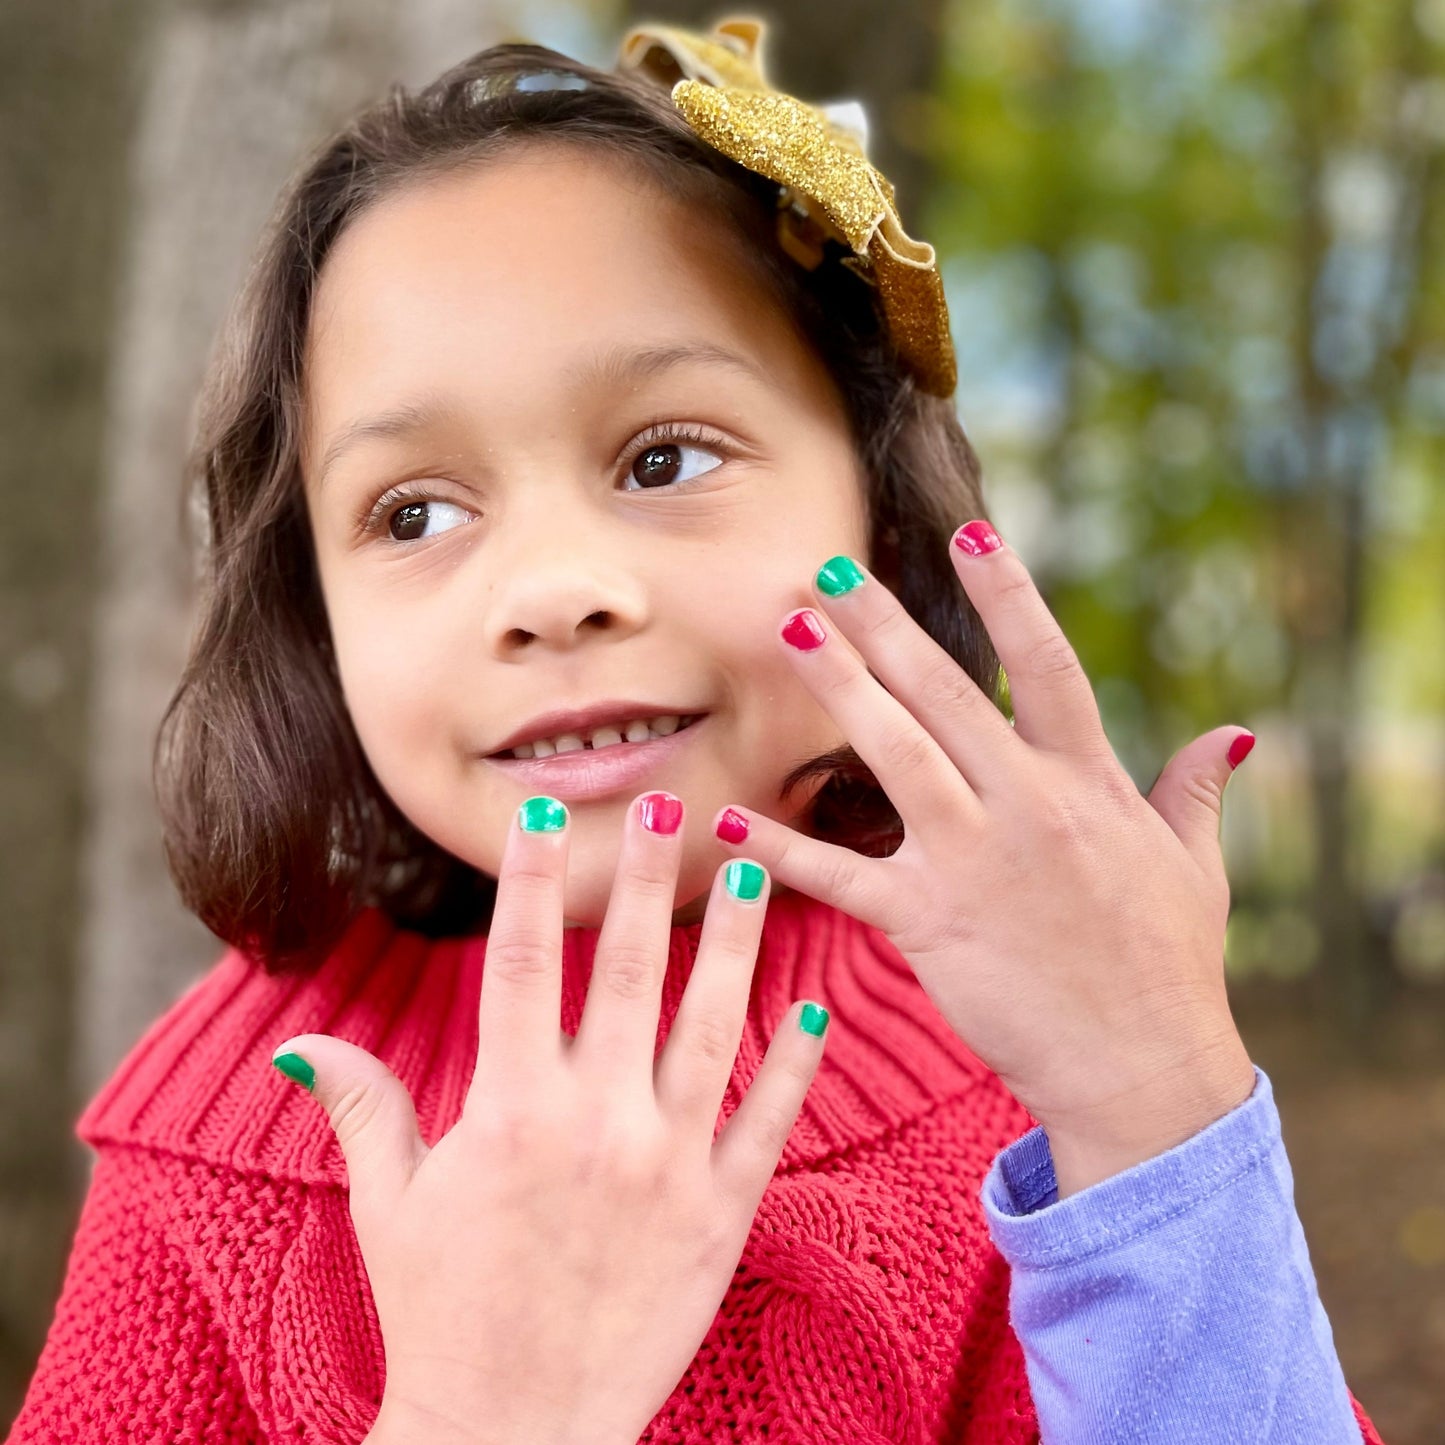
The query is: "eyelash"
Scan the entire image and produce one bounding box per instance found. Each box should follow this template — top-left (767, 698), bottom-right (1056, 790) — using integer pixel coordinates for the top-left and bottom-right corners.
top-left (356, 420), bottom-right (733, 541)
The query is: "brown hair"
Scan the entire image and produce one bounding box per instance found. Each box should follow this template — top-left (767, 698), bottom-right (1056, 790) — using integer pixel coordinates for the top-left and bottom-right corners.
top-left (156, 41), bottom-right (1000, 975)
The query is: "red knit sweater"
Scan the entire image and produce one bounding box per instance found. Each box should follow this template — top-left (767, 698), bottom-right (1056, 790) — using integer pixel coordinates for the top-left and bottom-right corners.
top-left (8, 892), bottom-right (1385, 1443)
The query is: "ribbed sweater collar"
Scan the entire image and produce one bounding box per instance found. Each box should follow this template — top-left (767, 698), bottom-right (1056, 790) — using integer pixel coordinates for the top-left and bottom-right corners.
top-left (77, 891), bottom-right (991, 1185)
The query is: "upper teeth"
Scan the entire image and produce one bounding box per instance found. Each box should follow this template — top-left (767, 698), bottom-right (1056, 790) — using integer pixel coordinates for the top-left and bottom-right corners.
top-left (507, 714), bottom-right (697, 759)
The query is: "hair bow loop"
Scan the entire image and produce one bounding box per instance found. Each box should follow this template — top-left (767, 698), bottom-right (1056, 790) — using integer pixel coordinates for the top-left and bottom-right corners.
top-left (618, 15), bottom-right (956, 397)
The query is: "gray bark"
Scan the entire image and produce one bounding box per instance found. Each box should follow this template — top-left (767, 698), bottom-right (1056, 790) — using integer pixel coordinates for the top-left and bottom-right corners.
top-left (3, 0), bottom-right (522, 1425)
top-left (76, 0), bottom-right (521, 1101)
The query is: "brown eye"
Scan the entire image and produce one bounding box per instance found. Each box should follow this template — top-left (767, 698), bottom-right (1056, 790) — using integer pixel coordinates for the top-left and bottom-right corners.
top-left (624, 441), bottom-right (723, 492)
top-left (634, 444), bottom-right (682, 487)
top-left (386, 498), bottom-right (470, 542)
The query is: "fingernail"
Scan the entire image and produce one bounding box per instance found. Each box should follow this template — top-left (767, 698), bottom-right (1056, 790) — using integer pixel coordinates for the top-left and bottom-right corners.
top-left (638, 791), bottom-right (683, 834)
top-left (799, 1002), bottom-right (830, 1037)
top-left (781, 609), bottom-right (827, 650)
top-left (519, 795), bottom-right (568, 831)
top-left (716, 807), bottom-right (750, 844)
top-left (953, 520), bottom-right (1002, 556)
top-left (1227, 732), bottom-right (1256, 770)
top-left (272, 1052), bottom-right (315, 1092)
top-left (815, 555), bottom-right (866, 597)
top-left (725, 860), bottom-right (766, 901)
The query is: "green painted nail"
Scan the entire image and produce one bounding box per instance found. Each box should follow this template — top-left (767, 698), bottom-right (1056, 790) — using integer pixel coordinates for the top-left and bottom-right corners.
top-left (272, 1052), bottom-right (315, 1091)
top-left (799, 1002), bottom-right (829, 1037)
top-left (518, 796), bottom-right (568, 832)
top-left (815, 555), bottom-right (866, 597)
top-left (725, 859), bottom-right (765, 901)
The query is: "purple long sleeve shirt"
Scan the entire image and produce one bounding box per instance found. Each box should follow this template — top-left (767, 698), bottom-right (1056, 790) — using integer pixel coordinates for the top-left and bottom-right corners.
top-left (982, 1066), bottom-right (1361, 1443)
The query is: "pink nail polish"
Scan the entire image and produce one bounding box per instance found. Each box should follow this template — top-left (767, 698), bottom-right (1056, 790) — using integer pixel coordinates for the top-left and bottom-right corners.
top-left (781, 609), bottom-right (827, 650)
top-left (1227, 733), bottom-right (1256, 770)
top-left (953, 520), bottom-right (1002, 556)
top-left (716, 807), bottom-right (750, 844)
top-left (638, 791), bottom-right (683, 834)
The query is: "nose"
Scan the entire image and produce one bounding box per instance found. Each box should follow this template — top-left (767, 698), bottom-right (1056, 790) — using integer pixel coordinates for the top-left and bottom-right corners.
top-left (482, 503), bottom-right (649, 658)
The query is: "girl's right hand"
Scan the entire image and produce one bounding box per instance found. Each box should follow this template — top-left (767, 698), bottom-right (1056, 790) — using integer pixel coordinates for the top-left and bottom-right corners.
top-left (270, 790), bottom-right (829, 1445)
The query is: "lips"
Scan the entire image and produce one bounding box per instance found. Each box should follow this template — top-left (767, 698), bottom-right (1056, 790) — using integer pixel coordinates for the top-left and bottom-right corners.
top-left (483, 714), bottom-right (709, 804)
top-left (495, 713), bottom-right (702, 760)
top-left (484, 700), bottom-right (705, 758)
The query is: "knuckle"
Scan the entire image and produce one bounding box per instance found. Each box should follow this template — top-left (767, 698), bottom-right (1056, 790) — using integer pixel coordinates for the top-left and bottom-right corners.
top-left (504, 859), bottom-right (560, 893)
top-left (915, 658), bottom-right (981, 721)
top-left (624, 868), bottom-right (679, 907)
top-left (877, 724), bottom-right (939, 779)
top-left (800, 841), bottom-right (859, 904)
top-left (686, 1008), bottom-right (740, 1070)
top-left (855, 598), bottom-right (905, 647)
top-left (485, 937), bottom-right (554, 984)
top-left (1037, 789), bottom-right (1088, 846)
top-left (994, 565), bottom-right (1038, 607)
top-left (598, 945), bottom-right (660, 1000)
top-left (749, 1099), bottom-right (795, 1156)
top-left (579, 1112), bottom-right (664, 1186)
top-left (1181, 770), bottom-right (1226, 813)
top-left (1097, 762), bottom-right (1141, 807)
top-left (327, 1081), bottom-right (385, 1150)
top-left (1022, 633), bottom-right (1083, 684)
top-left (470, 1097), bottom-right (544, 1159)
top-left (693, 1215), bottom-right (740, 1274)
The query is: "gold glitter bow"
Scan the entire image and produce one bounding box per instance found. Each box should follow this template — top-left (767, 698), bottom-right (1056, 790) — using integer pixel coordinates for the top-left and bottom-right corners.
top-left (616, 15), bottom-right (957, 397)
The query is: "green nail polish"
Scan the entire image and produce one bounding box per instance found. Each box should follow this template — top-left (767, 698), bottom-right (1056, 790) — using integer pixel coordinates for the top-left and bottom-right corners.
top-left (518, 796), bottom-right (568, 832)
top-left (725, 859), bottom-right (765, 901)
top-left (272, 1052), bottom-right (315, 1091)
top-left (815, 555), bottom-right (866, 597)
top-left (799, 1002), bottom-right (829, 1037)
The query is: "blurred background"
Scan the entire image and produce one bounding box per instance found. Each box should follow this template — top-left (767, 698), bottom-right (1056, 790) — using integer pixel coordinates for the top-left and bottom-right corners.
top-left (2, 0), bottom-right (1441, 1436)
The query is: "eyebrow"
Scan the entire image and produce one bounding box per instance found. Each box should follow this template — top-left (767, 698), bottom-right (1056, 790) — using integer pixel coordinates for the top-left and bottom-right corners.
top-left (315, 340), bottom-right (771, 488)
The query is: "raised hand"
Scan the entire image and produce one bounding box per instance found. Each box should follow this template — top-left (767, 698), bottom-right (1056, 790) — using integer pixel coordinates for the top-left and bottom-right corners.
top-left (270, 792), bottom-right (829, 1445)
top-left (712, 522), bottom-right (1257, 1198)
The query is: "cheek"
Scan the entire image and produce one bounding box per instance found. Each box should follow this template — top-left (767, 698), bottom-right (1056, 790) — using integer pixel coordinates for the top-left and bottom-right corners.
top-left (327, 590), bottom-right (456, 768)
top-left (701, 565), bottom-right (851, 756)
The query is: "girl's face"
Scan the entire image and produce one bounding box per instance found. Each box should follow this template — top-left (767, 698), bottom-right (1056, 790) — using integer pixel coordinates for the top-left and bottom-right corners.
top-left (301, 144), bottom-right (869, 927)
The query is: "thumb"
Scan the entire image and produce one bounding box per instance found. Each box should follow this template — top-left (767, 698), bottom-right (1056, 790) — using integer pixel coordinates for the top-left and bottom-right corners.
top-left (271, 1034), bottom-right (426, 1217)
top-left (1146, 726), bottom-right (1255, 872)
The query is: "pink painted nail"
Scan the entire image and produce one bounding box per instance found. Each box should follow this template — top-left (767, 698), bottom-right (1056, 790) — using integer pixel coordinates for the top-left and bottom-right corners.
top-left (1227, 733), bottom-right (1256, 770)
top-left (638, 791), bottom-right (684, 834)
top-left (781, 609), bottom-right (827, 650)
top-left (715, 807), bottom-right (750, 844)
top-left (953, 520), bottom-right (1002, 556)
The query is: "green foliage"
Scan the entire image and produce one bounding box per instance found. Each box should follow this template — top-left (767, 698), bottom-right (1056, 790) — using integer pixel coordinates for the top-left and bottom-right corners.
top-left (928, 0), bottom-right (1445, 981)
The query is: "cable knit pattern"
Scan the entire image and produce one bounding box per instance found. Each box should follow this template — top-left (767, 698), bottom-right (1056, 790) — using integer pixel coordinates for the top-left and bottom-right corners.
top-left (6, 892), bottom-right (1382, 1443)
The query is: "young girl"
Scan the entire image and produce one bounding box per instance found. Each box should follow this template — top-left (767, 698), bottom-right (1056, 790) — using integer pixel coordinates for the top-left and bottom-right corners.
top-left (9, 17), bottom-right (1386, 1445)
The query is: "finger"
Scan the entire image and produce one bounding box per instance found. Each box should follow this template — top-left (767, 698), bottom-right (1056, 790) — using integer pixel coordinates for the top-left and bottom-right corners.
top-left (572, 791), bottom-right (686, 1098)
top-left (710, 802), bottom-right (898, 936)
top-left (811, 553), bottom-right (1019, 792)
top-left (271, 1034), bottom-right (426, 1228)
top-left (778, 605), bottom-right (983, 847)
top-left (472, 795), bottom-right (568, 1106)
top-left (653, 855), bottom-right (770, 1132)
top-left (950, 520), bottom-right (1108, 757)
top-left (711, 999), bottom-right (829, 1210)
top-left (1147, 725), bottom-right (1253, 877)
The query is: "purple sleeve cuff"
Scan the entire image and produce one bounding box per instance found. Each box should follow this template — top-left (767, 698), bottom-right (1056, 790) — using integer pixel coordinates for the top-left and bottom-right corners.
top-left (980, 1066), bottom-right (1361, 1443)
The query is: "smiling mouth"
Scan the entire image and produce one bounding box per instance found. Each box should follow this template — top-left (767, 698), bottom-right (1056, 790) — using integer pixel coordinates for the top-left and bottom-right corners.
top-left (489, 713), bottom-right (706, 761)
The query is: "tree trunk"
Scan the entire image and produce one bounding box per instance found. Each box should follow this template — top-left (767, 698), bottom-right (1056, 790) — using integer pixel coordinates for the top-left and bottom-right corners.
top-left (76, 0), bottom-right (517, 1101)
top-left (0, 0), bottom-right (152, 1417)
top-left (1281, 0), bottom-right (1437, 1033)
top-left (3, 0), bottom-right (512, 1426)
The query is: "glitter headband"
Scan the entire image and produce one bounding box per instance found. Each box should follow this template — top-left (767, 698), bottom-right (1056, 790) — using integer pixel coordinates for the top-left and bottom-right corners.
top-left (615, 15), bottom-right (957, 398)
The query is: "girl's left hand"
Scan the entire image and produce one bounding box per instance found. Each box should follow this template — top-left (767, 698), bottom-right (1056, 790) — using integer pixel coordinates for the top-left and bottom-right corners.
top-left (712, 520), bottom-right (1257, 1197)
